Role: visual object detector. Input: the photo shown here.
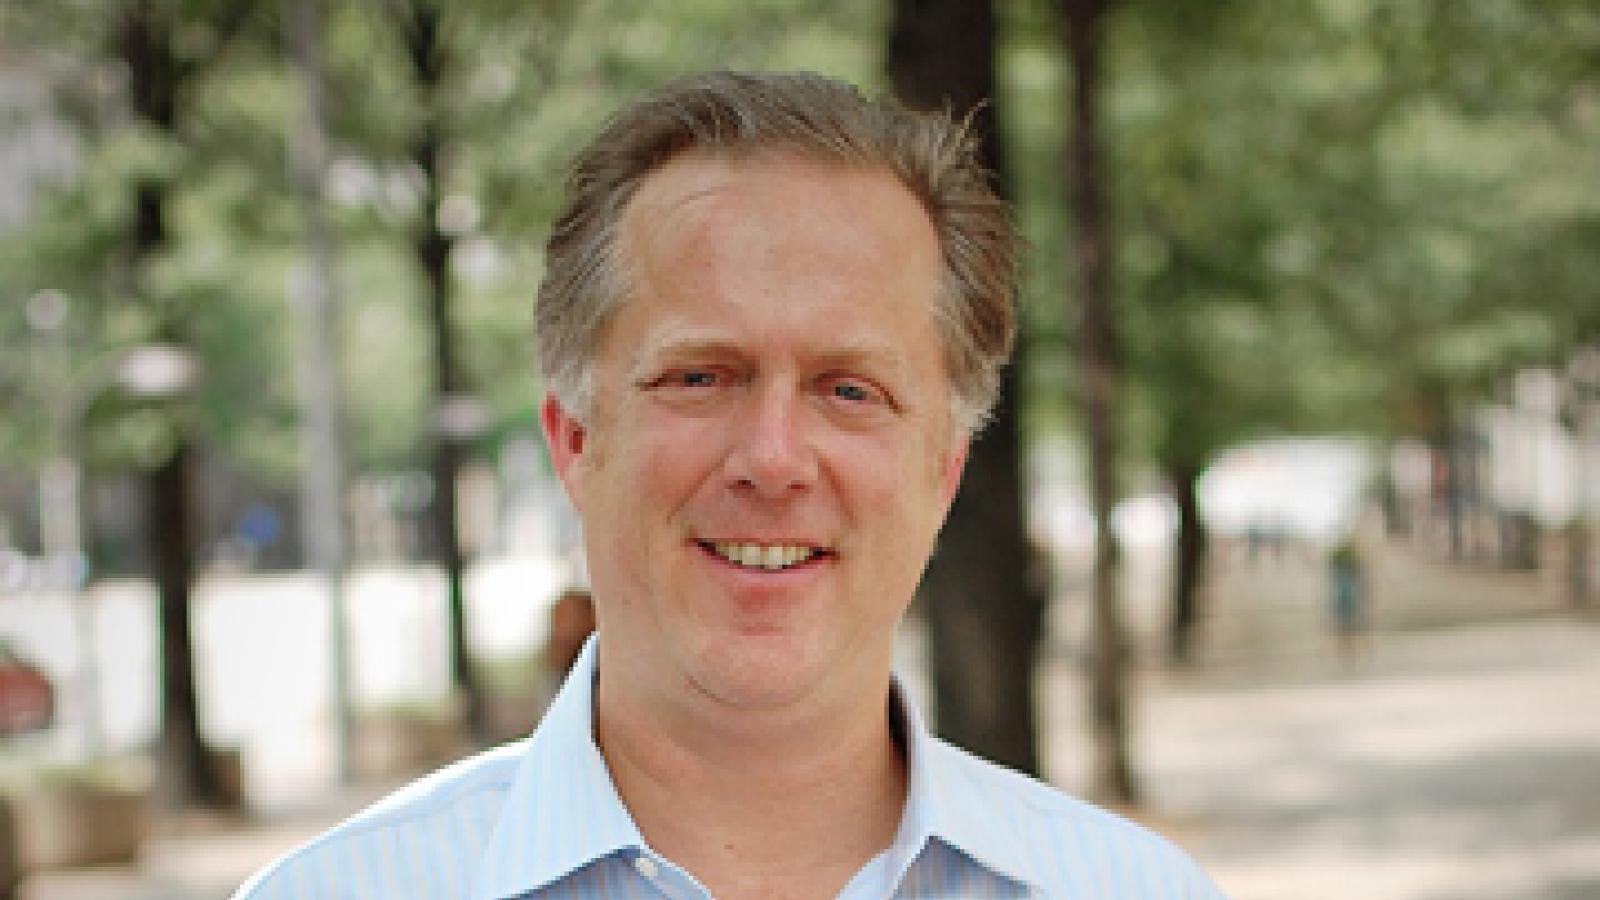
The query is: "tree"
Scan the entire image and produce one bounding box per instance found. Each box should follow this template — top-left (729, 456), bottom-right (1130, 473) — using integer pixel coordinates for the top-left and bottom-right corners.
top-left (3, 0), bottom-right (904, 782)
top-left (356, 0), bottom-right (618, 742)
top-left (1111, 0), bottom-right (1600, 655)
top-left (114, 0), bottom-right (262, 810)
top-left (1114, 0), bottom-right (1332, 664)
top-left (1059, 0), bottom-right (1137, 804)
top-left (388, 0), bottom-right (489, 740)
top-left (1, 0), bottom-right (276, 809)
top-left (289, 0), bottom-right (356, 783)
top-left (1, 0), bottom-right (313, 807)
top-left (887, 0), bottom-right (1047, 776)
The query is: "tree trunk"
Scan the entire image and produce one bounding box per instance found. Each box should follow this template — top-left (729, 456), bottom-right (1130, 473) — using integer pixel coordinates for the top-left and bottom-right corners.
top-left (420, 130), bottom-right (481, 742)
top-left (887, 0), bottom-right (1046, 776)
top-left (1062, 0), bottom-right (1138, 805)
top-left (290, 0), bottom-right (356, 783)
top-left (401, 2), bottom-right (485, 742)
top-left (122, 0), bottom-right (223, 810)
top-left (1166, 459), bottom-right (1207, 665)
top-left (150, 443), bottom-right (225, 808)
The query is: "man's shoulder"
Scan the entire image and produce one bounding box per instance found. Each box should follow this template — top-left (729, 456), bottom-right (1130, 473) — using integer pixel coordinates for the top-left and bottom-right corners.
top-left (928, 738), bottom-right (1227, 897)
top-left (930, 735), bottom-right (1132, 826)
top-left (231, 740), bottom-right (527, 900)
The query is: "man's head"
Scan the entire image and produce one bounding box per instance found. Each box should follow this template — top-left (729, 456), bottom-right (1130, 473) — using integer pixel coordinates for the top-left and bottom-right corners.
top-left (537, 72), bottom-right (1018, 718)
top-left (537, 70), bottom-right (1017, 435)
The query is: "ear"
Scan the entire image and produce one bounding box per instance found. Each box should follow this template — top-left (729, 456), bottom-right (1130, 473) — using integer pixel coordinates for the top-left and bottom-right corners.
top-left (541, 393), bottom-right (589, 508)
top-left (939, 435), bottom-right (970, 512)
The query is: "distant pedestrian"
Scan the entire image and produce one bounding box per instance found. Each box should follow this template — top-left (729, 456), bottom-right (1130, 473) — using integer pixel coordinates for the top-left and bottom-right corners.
top-left (543, 587), bottom-right (595, 679)
top-left (1328, 539), bottom-right (1367, 660)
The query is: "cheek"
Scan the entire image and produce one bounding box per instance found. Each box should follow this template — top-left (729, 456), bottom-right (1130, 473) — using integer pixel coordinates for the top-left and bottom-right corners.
top-left (595, 409), bottom-right (725, 522)
top-left (648, 410), bottom-right (722, 479)
top-left (897, 439), bottom-right (961, 550)
top-left (833, 431), bottom-right (945, 529)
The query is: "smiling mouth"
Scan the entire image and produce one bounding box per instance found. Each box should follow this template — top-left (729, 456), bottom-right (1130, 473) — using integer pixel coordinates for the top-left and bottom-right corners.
top-left (696, 540), bottom-right (830, 571)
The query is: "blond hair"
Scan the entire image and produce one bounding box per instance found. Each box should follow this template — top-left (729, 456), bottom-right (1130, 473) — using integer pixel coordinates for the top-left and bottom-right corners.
top-left (536, 70), bottom-right (1017, 433)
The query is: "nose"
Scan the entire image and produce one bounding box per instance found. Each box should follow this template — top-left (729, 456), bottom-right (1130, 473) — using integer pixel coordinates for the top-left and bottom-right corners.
top-left (726, 382), bottom-right (817, 499)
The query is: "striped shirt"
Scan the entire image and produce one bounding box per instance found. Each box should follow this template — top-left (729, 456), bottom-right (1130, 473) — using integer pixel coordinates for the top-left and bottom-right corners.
top-left (234, 639), bottom-right (1227, 899)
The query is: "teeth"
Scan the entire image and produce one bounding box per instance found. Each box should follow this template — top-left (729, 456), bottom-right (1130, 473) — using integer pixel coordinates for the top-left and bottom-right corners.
top-left (711, 542), bottom-right (817, 570)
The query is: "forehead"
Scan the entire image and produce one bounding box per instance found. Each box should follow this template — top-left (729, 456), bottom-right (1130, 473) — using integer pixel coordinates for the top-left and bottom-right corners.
top-left (621, 149), bottom-right (934, 263)
top-left (608, 152), bottom-right (944, 365)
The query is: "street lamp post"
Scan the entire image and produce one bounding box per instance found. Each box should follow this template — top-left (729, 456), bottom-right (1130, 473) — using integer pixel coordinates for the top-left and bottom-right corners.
top-left (29, 290), bottom-right (111, 762)
top-left (27, 292), bottom-right (200, 763)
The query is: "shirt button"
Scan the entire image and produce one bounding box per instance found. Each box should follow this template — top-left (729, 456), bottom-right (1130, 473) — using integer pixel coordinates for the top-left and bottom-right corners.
top-left (634, 855), bottom-right (660, 879)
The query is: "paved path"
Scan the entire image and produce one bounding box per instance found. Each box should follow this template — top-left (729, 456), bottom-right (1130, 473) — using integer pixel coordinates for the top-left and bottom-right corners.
top-left (20, 785), bottom-right (393, 900)
top-left (1041, 533), bottom-right (1600, 900)
top-left (20, 534), bottom-right (1600, 899)
top-left (1137, 618), bottom-right (1600, 900)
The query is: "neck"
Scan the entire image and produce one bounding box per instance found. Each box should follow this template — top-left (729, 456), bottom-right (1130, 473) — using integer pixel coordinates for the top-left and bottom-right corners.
top-left (595, 667), bottom-right (907, 900)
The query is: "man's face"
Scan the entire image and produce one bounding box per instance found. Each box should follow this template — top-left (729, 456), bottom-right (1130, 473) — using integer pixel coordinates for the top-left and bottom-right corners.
top-left (543, 151), bottom-right (967, 715)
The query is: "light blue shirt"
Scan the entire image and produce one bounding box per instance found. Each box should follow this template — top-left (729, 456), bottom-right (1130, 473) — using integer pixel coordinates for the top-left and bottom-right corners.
top-left (235, 638), bottom-right (1227, 899)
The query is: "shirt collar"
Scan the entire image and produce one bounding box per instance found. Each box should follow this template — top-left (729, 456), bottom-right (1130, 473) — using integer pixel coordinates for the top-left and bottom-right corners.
top-left (889, 684), bottom-right (1044, 891)
top-left (470, 636), bottom-right (1041, 899)
top-left (470, 636), bottom-right (644, 900)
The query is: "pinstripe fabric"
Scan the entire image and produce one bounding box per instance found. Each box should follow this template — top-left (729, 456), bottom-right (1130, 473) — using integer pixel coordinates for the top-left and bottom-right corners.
top-left (234, 638), bottom-right (1227, 899)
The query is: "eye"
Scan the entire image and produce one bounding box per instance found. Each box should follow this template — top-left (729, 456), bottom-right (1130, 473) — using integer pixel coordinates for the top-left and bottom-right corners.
top-left (832, 382), bottom-right (871, 403)
top-left (822, 375), bottom-right (889, 408)
top-left (651, 369), bottom-right (722, 389)
top-left (676, 370), bottom-right (718, 388)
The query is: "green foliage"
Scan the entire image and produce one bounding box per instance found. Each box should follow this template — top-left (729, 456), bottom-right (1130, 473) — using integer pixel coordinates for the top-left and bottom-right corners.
top-left (6, 0), bottom-right (1591, 532)
top-left (1095, 0), bottom-right (1600, 477)
top-left (998, 0), bottom-right (1073, 434)
top-left (1, 0), bottom-right (887, 501)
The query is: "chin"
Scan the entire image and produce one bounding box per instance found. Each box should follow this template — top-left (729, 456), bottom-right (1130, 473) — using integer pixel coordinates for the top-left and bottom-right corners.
top-left (687, 636), bottom-right (830, 710)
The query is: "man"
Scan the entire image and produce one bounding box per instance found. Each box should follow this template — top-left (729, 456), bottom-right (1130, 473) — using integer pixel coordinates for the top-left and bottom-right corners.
top-left (235, 71), bottom-right (1227, 900)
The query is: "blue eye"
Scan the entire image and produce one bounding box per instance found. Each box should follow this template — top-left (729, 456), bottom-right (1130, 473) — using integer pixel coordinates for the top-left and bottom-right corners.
top-left (639, 367), bottom-right (733, 406)
top-left (648, 369), bottom-right (722, 390)
top-left (833, 383), bottom-right (871, 402)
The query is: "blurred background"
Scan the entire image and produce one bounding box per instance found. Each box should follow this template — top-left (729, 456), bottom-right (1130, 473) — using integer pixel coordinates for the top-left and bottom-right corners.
top-left (0, 0), bottom-right (1596, 898)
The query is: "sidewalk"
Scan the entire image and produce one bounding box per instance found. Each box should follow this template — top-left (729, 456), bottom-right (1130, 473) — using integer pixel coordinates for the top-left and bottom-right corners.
top-left (21, 783), bottom-right (394, 900)
top-left (1151, 618), bottom-right (1600, 900)
top-left (1072, 534), bottom-right (1600, 900)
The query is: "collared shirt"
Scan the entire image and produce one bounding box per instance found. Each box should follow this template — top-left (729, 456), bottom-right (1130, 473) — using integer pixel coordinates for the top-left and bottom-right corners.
top-left (234, 639), bottom-right (1227, 899)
